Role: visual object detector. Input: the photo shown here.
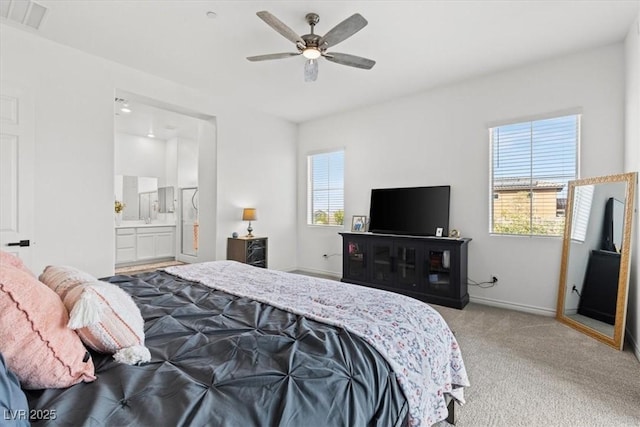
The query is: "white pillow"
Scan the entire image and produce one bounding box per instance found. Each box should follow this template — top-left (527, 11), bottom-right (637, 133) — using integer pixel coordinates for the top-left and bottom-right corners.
top-left (40, 265), bottom-right (150, 365)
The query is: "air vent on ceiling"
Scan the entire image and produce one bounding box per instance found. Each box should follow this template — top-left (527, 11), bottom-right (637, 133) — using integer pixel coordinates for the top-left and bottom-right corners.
top-left (0, 0), bottom-right (48, 31)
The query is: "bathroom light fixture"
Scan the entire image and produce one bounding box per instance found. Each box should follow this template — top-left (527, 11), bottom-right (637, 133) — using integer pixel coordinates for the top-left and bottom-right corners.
top-left (115, 98), bottom-right (132, 113)
top-left (242, 208), bottom-right (257, 237)
top-left (147, 131), bottom-right (155, 138)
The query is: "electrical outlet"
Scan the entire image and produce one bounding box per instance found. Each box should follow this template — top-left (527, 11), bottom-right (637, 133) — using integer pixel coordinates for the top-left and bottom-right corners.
top-left (491, 276), bottom-right (498, 283)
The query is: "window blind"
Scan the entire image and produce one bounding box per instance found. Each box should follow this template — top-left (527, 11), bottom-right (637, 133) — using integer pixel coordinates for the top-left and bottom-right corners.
top-left (307, 150), bottom-right (344, 226)
top-left (570, 184), bottom-right (594, 242)
top-left (490, 114), bottom-right (579, 236)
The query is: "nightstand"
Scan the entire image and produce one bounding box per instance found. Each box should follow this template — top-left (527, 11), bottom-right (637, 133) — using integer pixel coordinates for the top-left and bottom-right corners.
top-left (227, 236), bottom-right (268, 268)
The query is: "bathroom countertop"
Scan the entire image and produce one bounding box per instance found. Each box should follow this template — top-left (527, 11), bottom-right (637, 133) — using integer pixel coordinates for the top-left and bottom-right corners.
top-left (115, 223), bottom-right (177, 229)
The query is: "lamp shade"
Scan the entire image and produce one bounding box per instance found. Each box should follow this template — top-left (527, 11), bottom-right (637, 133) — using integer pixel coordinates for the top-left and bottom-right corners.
top-left (242, 208), bottom-right (257, 221)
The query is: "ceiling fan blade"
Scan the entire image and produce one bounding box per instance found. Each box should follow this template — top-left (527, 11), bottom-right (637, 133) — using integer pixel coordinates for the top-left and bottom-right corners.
top-left (247, 52), bottom-right (301, 62)
top-left (256, 11), bottom-right (305, 45)
top-left (318, 13), bottom-right (368, 48)
top-left (323, 52), bottom-right (376, 69)
top-left (304, 59), bottom-right (318, 82)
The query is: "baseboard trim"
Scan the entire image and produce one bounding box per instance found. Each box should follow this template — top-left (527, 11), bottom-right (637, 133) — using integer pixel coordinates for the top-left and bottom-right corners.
top-left (286, 267), bottom-right (341, 280)
top-left (626, 328), bottom-right (640, 362)
top-left (470, 295), bottom-right (556, 317)
top-left (280, 266), bottom-right (299, 274)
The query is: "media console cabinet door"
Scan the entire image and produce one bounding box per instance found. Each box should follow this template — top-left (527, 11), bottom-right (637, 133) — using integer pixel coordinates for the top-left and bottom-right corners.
top-left (343, 236), bottom-right (368, 281)
top-left (339, 233), bottom-right (470, 309)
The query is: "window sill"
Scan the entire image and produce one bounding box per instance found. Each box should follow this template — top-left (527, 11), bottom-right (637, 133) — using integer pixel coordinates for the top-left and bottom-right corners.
top-left (307, 224), bottom-right (346, 230)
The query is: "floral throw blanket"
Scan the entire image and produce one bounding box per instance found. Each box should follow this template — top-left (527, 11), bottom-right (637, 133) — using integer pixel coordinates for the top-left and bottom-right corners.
top-left (164, 261), bottom-right (470, 426)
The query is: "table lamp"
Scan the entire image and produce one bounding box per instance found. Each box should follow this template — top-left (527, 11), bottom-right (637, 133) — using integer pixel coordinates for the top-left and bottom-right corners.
top-left (242, 208), bottom-right (257, 237)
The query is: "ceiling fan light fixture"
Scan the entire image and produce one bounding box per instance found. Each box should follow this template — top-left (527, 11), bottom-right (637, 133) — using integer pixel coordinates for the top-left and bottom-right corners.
top-left (249, 11), bottom-right (375, 79)
top-left (302, 47), bottom-right (321, 60)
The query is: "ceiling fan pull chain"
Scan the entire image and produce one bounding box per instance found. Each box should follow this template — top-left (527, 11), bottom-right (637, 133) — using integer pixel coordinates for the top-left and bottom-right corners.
top-left (304, 59), bottom-right (318, 82)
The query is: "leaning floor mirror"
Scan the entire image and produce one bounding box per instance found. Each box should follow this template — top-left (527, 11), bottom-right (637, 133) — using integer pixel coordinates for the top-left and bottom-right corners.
top-left (556, 172), bottom-right (637, 350)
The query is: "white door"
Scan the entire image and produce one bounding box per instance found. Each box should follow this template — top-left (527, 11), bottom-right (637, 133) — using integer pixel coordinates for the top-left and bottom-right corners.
top-left (0, 83), bottom-right (35, 267)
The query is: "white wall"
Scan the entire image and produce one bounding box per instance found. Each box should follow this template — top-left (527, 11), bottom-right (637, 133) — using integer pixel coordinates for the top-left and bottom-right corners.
top-left (297, 44), bottom-right (625, 315)
top-left (215, 108), bottom-right (298, 270)
top-left (0, 25), bottom-right (297, 277)
top-left (624, 14), bottom-right (640, 361)
top-left (176, 136), bottom-right (198, 188)
top-left (165, 137), bottom-right (178, 188)
top-left (115, 133), bottom-right (167, 179)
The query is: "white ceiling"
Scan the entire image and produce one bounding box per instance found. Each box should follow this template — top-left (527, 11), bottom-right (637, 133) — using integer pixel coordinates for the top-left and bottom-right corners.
top-left (114, 97), bottom-right (205, 141)
top-left (4, 0), bottom-right (640, 130)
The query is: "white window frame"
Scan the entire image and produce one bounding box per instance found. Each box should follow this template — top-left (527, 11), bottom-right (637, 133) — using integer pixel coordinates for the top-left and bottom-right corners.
top-left (307, 149), bottom-right (345, 227)
top-left (489, 111), bottom-right (581, 237)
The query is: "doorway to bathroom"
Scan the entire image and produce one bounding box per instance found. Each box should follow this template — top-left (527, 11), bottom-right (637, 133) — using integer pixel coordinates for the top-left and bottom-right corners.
top-left (113, 90), bottom-right (215, 271)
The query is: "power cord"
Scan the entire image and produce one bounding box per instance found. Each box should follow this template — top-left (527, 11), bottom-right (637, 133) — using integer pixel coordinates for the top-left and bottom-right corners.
top-left (468, 276), bottom-right (498, 289)
top-left (322, 253), bottom-right (342, 259)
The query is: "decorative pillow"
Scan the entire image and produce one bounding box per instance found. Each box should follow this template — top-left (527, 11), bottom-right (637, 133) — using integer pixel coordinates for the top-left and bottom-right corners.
top-left (0, 352), bottom-right (29, 427)
top-left (0, 264), bottom-right (96, 389)
top-left (39, 265), bottom-right (150, 365)
top-left (0, 250), bottom-right (35, 277)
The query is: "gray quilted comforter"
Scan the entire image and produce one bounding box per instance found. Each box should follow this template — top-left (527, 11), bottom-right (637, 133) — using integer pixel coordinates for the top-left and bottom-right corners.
top-left (25, 270), bottom-right (409, 427)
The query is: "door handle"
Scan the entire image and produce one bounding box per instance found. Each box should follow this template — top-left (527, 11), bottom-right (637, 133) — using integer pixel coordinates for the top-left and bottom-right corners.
top-left (6, 240), bottom-right (30, 247)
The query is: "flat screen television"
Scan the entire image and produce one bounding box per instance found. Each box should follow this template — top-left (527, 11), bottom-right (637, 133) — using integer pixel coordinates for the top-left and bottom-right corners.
top-left (368, 185), bottom-right (450, 236)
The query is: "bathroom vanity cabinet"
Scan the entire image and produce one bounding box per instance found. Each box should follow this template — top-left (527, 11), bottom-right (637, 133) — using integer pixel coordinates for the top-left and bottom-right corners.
top-left (115, 225), bottom-right (176, 266)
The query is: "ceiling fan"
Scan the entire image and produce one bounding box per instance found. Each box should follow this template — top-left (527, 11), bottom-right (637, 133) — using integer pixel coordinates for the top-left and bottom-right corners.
top-left (247, 11), bottom-right (376, 82)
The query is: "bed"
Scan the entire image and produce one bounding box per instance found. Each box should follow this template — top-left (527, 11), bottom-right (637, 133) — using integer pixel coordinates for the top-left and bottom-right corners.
top-left (17, 260), bottom-right (468, 426)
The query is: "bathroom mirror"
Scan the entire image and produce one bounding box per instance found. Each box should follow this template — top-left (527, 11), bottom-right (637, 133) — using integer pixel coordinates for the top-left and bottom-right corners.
top-left (556, 172), bottom-right (637, 350)
top-left (115, 175), bottom-right (158, 221)
top-left (158, 186), bottom-right (175, 213)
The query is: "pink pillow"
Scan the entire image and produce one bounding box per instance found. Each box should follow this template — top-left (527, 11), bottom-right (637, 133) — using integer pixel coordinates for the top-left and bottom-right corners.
top-left (0, 250), bottom-right (34, 277)
top-left (0, 264), bottom-right (96, 389)
top-left (40, 266), bottom-right (150, 365)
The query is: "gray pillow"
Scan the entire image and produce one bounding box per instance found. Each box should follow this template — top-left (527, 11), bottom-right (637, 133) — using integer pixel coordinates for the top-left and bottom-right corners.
top-left (0, 352), bottom-right (30, 426)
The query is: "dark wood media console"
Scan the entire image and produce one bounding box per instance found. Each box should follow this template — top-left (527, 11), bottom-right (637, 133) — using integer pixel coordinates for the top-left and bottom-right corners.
top-left (577, 249), bottom-right (620, 325)
top-left (340, 232), bottom-right (471, 309)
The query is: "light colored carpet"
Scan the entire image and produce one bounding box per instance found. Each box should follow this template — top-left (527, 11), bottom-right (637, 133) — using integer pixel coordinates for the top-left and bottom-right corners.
top-left (433, 303), bottom-right (640, 427)
top-left (567, 313), bottom-right (615, 337)
top-left (290, 270), bottom-right (640, 425)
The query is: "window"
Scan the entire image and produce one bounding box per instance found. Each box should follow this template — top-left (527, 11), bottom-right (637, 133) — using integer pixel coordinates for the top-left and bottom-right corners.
top-left (307, 150), bottom-right (344, 226)
top-left (490, 114), bottom-right (579, 236)
top-left (570, 184), bottom-right (594, 243)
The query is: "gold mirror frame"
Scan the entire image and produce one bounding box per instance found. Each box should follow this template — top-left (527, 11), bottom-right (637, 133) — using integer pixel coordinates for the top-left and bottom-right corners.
top-left (556, 172), bottom-right (637, 350)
